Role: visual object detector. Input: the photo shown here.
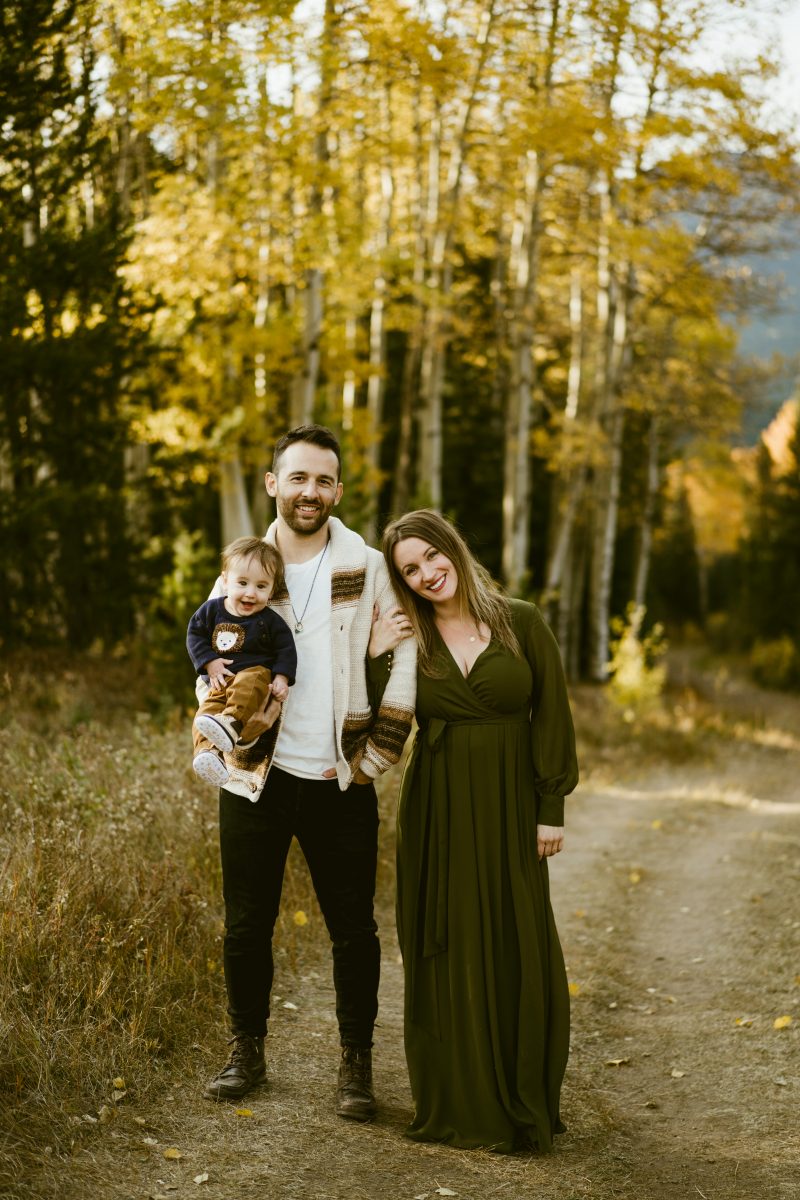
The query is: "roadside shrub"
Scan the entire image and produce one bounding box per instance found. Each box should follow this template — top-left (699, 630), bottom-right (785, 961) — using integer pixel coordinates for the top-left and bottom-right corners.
top-left (607, 604), bottom-right (667, 715)
top-left (749, 636), bottom-right (800, 691)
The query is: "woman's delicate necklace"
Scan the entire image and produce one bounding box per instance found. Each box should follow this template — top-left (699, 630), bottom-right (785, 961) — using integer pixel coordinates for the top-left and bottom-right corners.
top-left (437, 615), bottom-right (479, 643)
top-left (289, 540), bottom-right (329, 633)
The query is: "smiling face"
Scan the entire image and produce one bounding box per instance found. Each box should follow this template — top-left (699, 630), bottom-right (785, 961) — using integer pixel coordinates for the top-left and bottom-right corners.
top-left (392, 537), bottom-right (460, 606)
top-left (265, 441), bottom-right (343, 536)
top-left (221, 554), bottom-right (275, 617)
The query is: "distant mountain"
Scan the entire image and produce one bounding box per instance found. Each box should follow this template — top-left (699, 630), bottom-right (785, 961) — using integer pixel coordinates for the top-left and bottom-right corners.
top-left (729, 216), bottom-right (800, 443)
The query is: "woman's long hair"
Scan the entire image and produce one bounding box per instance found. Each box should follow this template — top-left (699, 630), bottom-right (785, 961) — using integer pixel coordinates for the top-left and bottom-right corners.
top-left (382, 509), bottom-right (521, 677)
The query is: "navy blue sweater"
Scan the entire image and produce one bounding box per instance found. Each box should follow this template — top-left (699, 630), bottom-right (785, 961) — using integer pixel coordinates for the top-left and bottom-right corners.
top-left (187, 597), bottom-right (297, 684)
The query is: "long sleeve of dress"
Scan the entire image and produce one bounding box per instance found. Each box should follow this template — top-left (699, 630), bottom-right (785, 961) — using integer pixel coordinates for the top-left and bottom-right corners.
top-left (512, 600), bottom-right (579, 826)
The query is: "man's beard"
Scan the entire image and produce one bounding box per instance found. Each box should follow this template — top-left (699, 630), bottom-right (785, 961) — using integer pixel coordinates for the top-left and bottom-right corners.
top-left (275, 493), bottom-right (334, 535)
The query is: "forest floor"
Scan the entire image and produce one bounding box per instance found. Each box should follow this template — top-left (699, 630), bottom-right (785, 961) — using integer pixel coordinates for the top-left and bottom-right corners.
top-left (31, 652), bottom-right (800, 1199)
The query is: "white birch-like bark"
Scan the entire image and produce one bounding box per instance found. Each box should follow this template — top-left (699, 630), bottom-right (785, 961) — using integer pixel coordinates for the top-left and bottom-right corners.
top-left (220, 458), bottom-right (256, 543)
top-left (501, 0), bottom-right (561, 591)
top-left (392, 71), bottom-right (428, 514)
top-left (417, 0), bottom-right (497, 507)
top-left (362, 85), bottom-right (395, 542)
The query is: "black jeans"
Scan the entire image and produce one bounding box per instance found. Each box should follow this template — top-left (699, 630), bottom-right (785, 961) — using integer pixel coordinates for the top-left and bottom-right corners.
top-left (219, 767), bottom-right (380, 1048)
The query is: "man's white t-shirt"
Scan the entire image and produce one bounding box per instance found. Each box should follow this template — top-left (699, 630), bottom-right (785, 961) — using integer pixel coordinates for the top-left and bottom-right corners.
top-left (273, 544), bottom-right (337, 779)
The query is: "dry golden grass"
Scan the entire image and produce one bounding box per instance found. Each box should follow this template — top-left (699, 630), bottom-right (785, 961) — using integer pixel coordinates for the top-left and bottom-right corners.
top-left (0, 656), bottom-right (341, 1197)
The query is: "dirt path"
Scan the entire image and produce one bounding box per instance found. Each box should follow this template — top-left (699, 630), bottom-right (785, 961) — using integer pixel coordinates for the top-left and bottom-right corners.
top-left (60, 663), bottom-right (799, 1200)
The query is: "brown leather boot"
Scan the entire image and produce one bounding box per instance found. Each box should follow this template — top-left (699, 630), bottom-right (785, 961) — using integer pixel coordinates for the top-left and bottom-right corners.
top-left (336, 1046), bottom-right (376, 1121)
top-left (203, 1034), bottom-right (266, 1102)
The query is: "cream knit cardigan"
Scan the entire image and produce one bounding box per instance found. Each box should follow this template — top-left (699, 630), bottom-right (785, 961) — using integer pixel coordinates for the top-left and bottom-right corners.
top-left (213, 516), bottom-right (416, 800)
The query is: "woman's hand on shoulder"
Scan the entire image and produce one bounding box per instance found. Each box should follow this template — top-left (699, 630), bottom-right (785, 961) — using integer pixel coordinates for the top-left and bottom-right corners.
top-left (368, 601), bottom-right (414, 658)
top-left (537, 824), bottom-right (564, 860)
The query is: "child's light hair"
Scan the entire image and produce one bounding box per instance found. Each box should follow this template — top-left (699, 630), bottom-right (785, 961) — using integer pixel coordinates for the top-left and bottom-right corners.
top-left (221, 537), bottom-right (285, 595)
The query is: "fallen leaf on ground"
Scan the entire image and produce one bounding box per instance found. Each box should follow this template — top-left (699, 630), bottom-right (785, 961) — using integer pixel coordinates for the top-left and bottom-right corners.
top-left (435, 1190), bottom-right (458, 1197)
top-left (568, 982), bottom-right (581, 997)
top-left (605, 1057), bottom-right (630, 1066)
top-left (142, 1137), bottom-right (158, 1146)
top-left (134, 1117), bottom-right (147, 1126)
top-left (235, 1108), bottom-right (253, 1117)
top-left (98, 1105), bottom-right (113, 1124)
top-left (735, 1017), bottom-right (755, 1027)
top-left (162, 1147), bottom-right (183, 1160)
top-left (282, 1001), bottom-right (298, 1010)
top-left (293, 911), bottom-right (308, 926)
top-left (773, 1015), bottom-right (792, 1030)
top-left (112, 1076), bottom-right (125, 1089)
top-left (651, 820), bottom-right (663, 830)
top-left (629, 871), bottom-right (642, 884)
top-left (573, 909), bottom-right (586, 918)
top-left (671, 1069), bottom-right (686, 1078)
top-left (194, 1172), bottom-right (210, 1184)
top-left (112, 1089), bottom-right (127, 1102)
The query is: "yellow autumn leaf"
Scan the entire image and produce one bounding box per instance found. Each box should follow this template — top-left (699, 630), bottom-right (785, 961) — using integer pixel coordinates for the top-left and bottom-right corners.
top-left (163, 1147), bottom-right (183, 1160)
top-left (568, 982), bottom-right (581, 997)
top-left (773, 1015), bottom-right (792, 1030)
top-left (293, 910), bottom-right (308, 926)
top-left (794, 976), bottom-right (800, 987)
top-left (112, 1076), bottom-right (125, 1089)
top-left (651, 820), bottom-right (663, 830)
top-left (573, 909), bottom-right (586, 918)
top-left (629, 871), bottom-right (642, 884)
top-left (235, 1108), bottom-right (253, 1117)
top-left (735, 1017), bottom-right (755, 1027)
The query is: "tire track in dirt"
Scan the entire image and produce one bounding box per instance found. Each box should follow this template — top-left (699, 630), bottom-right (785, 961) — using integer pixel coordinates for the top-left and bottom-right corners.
top-left (561, 735), bottom-right (800, 1199)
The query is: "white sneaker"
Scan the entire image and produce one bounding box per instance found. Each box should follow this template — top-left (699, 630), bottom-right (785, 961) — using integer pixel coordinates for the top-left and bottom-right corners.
top-left (194, 713), bottom-right (242, 753)
top-left (193, 750), bottom-right (230, 786)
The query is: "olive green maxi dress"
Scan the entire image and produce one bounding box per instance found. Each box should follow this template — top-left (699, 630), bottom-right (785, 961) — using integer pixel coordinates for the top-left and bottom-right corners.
top-left (396, 599), bottom-right (578, 1152)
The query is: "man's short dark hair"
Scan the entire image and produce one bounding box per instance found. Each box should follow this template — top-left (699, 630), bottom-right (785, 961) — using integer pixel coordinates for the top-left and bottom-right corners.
top-left (272, 425), bottom-right (342, 478)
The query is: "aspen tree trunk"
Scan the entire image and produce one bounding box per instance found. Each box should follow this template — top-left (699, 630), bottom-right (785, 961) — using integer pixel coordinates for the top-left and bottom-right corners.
top-left (362, 84), bottom-right (395, 543)
top-left (632, 413), bottom-right (660, 608)
top-left (501, 0), bottom-right (561, 591)
top-left (502, 150), bottom-right (542, 591)
top-left (587, 247), bottom-right (631, 682)
top-left (392, 70), bottom-right (428, 514)
top-left (220, 459), bottom-right (255, 543)
top-left (586, 6), bottom-right (663, 677)
top-left (545, 263), bottom-right (585, 633)
top-left (417, 0), bottom-right (497, 508)
top-left (292, 0), bottom-right (338, 426)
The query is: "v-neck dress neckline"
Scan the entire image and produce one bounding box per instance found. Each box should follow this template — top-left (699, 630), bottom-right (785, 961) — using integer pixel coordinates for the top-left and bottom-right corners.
top-left (433, 624), bottom-right (492, 682)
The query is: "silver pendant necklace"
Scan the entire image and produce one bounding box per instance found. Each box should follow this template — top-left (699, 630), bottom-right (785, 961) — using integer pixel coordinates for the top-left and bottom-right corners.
top-left (289, 540), bottom-right (329, 633)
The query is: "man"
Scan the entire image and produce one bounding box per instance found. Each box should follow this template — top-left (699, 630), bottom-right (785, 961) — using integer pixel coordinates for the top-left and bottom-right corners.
top-left (202, 424), bottom-right (416, 1121)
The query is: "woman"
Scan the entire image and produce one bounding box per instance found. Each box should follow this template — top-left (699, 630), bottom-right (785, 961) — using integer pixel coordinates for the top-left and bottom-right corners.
top-left (378, 509), bottom-right (578, 1153)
